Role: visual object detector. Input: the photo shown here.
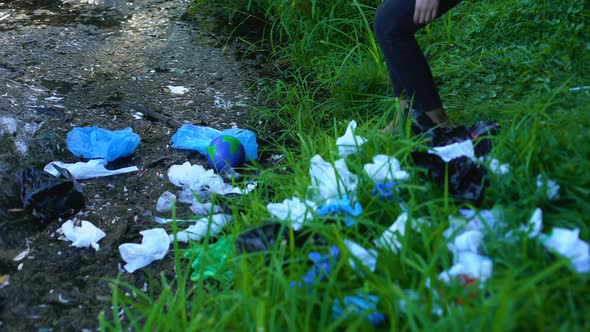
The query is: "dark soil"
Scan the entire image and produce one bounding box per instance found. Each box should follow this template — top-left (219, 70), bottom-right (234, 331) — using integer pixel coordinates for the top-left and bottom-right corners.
top-left (0, 0), bottom-right (263, 330)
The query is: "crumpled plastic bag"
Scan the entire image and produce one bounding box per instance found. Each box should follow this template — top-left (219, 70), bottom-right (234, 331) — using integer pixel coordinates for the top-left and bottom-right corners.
top-left (59, 219), bottom-right (106, 251)
top-left (15, 166), bottom-right (85, 220)
top-left (429, 140), bottom-right (475, 162)
top-left (317, 196), bottom-right (362, 227)
top-left (119, 228), bottom-right (170, 273)
top-left (267, 197), bottom-right (317, 231)
top-left (332, 292), bottom-right (385, 326)
top-left (336, 120), bottom-right (367, 157)
top-left (343, 239), bottom-right (377, 272)
top-left (170, 124), bottom-right (258, 162)
top-left (308, 155), bottom-right (358, 203)
top-left (536, 174), bottom-right (560, 201)
top-left (66, 126), bottom-right (140, 162)
top-left (363, 155), bottom-right (409, 182)
top-left (156, 191), bottom-right (177, 212)
top-left (170, 214), bottom-right (233, 243)
top-left (168, 162), bottom-right (247, 202)
top-left (374, 213), bottom-right (426, 254)
top-left (236, 222), bottom-right (328, 254)
top-left (44, 159), bottom-right (139, 180)
top-left (541, 228), bottom-right (590, 273)
top-left (411, 152), bottom-right (489, 205)
top-left (184, 235), bottom-right (235, 283)
top-left (291, 246), bottom-right (339, 288)
top-left (438, 252), bottom-right (493, 283)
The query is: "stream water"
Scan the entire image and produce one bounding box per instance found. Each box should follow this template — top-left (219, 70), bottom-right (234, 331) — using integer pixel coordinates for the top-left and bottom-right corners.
top-left (0, 0), bottom-right (260, 329)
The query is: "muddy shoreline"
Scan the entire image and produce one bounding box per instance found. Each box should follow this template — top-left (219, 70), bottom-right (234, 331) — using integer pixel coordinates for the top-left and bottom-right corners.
top-left (0, 0), bottom-right (263, 329)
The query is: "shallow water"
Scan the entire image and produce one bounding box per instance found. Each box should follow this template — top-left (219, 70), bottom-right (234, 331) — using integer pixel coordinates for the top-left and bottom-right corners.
top-left (0, 0), bottom-right (260, 329)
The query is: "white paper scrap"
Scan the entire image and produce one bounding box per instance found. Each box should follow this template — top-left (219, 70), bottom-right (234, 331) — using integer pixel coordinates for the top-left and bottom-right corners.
top-left (119, 228), bottom-right (170, 273)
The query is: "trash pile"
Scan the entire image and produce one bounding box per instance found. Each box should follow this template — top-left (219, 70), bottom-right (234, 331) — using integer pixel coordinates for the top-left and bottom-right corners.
top-left (12, 116), bottom-right (588, 326)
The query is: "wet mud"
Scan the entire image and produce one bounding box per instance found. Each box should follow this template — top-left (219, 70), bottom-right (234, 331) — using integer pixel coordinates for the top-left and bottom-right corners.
top-left (0, 0), bottom-right (261, 329)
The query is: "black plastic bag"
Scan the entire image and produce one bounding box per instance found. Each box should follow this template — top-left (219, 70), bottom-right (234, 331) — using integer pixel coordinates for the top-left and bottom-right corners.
top-left (236, 222), bottom-right (327, 254)
top-left (411, 152), bottom-right (489, 205)
top-left (15, 165), bottom-right (85, 220)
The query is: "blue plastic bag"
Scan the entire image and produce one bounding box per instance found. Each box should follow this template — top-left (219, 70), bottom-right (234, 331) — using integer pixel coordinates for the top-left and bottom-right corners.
top-left (170, 124), bottom-right (258, 162)
top-left (332, 292), bottom-right (385, 326)
top-left (66, 126), bottom-right (141, 162)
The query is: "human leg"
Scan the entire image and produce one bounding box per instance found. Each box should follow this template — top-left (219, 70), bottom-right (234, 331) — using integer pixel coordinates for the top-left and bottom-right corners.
top-left (375, 0), bottom-right (463, 130)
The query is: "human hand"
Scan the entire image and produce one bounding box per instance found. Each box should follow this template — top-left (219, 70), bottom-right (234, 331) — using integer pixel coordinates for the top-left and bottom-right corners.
top-left (414, 0), bottom-right (439, 25)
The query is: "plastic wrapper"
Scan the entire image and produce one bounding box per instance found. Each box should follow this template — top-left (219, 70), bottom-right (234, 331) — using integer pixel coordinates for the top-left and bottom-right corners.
top-left (536, 174), bottom-right (560, 201)
top-left (15, 166), bottom-right (85, 220)
top-left (170, 124), bottom-right (258, 162)
top-left (429, 140), bottom-right (475, 162)
top-left (374, 212), bottom-right (426, 254)
top-left (119, 228), bottom-right (170, 273)
top-left (156, 191), bottom-right (176, 212)
top-left (66, 126), bottom-right (140, 162)
top-left (336, 120), bottom-right (367, 157)
top-left (438, 252), bottom-right (493, 283)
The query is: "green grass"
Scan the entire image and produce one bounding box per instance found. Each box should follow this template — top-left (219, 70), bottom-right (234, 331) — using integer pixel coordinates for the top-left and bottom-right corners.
top-left (101, 0), bottom-right (590, 330)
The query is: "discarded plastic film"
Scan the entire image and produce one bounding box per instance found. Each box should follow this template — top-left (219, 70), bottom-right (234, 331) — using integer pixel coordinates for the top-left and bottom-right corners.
top-left (184, 236), bottom-right (235, 283)
top-left (267, 197), bottom-right (317, 231)
top-left (291, 246), bottom-right (339, 288)
top-left (336, 120), bottom-right (367, 157)
top-left (170, 214), bottom-right (233, 243)
top-left (59, 219), bottom-right (106, 251)
top-left (16, 166), bottom-right (85, 220)
top-left (66, 126), bottom-right (141, 162)
top-left (317, 196), bottom-right (362, 227)
top-left (170, 124), bottom-right (258, 162)
top-left (411, 152), bottom-right (489, 205)
top-left (236, 222), bottom-right (328, 254)
top-left (119, 228), bottom-right (170, 273)
top-left (44, 159), bottom-right (139, 180)
top-left (332, 292), bottom-right (385, 326)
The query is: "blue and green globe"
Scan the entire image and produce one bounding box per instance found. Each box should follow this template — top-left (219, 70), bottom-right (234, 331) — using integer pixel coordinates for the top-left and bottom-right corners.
top-left (206, 135), bottom-right (246, 171)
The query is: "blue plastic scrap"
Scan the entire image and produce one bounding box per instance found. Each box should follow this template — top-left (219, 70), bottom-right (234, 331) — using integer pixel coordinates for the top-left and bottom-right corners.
top-left (66, 126), bottom-right (141, 162)
top-left (170, 124), bottom-right (258, 162)
top-left (333, 292), bottom-right (385, 326)
top-left (291, 246), bottom-right (339, 288)
top-left (317, 196), bottom-right (362, 227)
top-left (372, 181), bottom-right (400, 200)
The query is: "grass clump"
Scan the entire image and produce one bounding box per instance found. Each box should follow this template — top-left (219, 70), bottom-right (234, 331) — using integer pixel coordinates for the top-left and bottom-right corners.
top-left (101, 0), bottom-right (590, 331)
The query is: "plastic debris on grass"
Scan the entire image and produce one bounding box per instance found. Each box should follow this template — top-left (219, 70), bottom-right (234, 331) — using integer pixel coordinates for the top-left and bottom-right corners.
top-left (168, 214), bottom-right (233, 243)
top-left (308, 155), bottom-right (358, 203)
top-left (66, 126), bottom-right (140, 162)
top-left (343, 239), bottom-right (377, 272)
top-left (59, 219), bottom-right (106, 251)
top-left (317, 195), bottom-right (362, 227)
top-left (119, 228), bottom-right (170, 273)
top-left (170, 124), bottom-right (258, 162)
top-left (44, 159), bottom-right (139, 180)
top-left (333, 292), bottom-right (385, 326)
top-left (236, 222), bottom-right (328, 254)
top-left (156, 191), bottom-right (176, 212)
top-left (184, 236), bottom-right (235, 284)
top-left (541, 228), bottom-right (590, 273)
top-left (267, 197), bottom-right (317, 231)
top-left (375, 213), bottom-right (427, 254)
top-left (536, 174), bottom-right (560, 201)
top-left (363, 155), bottom-right (409, 182)
top-left (429, 139), bottom-right (475, 162)
top-left (291, 246), bottom-right (339, 288)
top-left (336, 120), bottom-right (368, 157)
